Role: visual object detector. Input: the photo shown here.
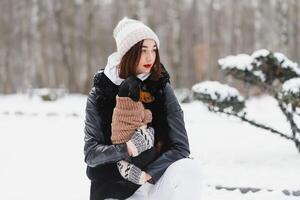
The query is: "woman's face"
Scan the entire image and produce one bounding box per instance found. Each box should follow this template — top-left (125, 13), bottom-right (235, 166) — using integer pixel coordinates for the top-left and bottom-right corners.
top-left (136, 39), bottom-right (157, 75)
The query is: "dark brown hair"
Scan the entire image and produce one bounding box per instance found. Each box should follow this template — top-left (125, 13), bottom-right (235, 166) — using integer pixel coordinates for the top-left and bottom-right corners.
top-left (119, 40), bottom-right (162, 81)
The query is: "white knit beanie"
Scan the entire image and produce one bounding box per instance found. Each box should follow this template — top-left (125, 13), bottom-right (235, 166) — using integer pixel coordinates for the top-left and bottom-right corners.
top-left (113, 17), bottom-right (160, 58)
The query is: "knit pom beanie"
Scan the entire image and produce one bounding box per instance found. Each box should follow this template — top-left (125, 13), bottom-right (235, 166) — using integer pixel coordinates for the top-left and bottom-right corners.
top-left (113, 17), bottom-right (160, 58)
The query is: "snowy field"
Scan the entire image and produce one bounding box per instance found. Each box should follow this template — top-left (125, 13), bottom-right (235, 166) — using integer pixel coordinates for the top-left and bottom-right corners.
top-left (0, 94), bottom-right (300, 200)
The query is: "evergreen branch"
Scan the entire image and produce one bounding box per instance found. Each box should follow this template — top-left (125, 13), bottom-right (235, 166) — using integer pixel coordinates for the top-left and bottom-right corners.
top-left (274, 95), bottom-right (300, 135)
top-left (277, 102), bottom-right (300, 137)
top-left (209, 107), bottom-right (299, 143)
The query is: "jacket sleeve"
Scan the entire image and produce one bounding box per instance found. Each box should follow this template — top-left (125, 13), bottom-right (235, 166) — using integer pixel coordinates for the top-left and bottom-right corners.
top-left (146, 83), bottom-right (190, 183)
top-left (84, 88), bottom-right (129, 167)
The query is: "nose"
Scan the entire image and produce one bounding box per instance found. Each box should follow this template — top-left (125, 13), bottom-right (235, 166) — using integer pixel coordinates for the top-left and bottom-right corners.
top-left (146, 51), bottom-right (155, 62)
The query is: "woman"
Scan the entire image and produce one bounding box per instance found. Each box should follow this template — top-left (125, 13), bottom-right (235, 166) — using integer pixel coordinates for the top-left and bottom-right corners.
top-left (84, 17), bottom-right (201, 200)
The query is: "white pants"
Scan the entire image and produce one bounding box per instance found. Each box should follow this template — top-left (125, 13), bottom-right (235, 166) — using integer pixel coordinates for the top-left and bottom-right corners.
top-left (126, 158), bottom-right (202, 200)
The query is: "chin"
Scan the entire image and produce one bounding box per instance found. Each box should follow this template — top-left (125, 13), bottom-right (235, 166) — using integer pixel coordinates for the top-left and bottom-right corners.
top-left (145, 67), bottom-right (152, 72)
top-left (140, 70), bottom-right (150, 74)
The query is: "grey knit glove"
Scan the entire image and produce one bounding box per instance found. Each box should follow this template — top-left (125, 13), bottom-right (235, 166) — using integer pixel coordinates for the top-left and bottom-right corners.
top-left (117, 160), bottom-right (146, 185)
top-left (126, 125), bottom-right (154, 157)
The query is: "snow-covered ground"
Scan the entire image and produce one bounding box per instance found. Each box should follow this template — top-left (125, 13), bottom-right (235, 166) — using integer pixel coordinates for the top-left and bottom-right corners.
top-left (0, 94), bottom-right (299, 199)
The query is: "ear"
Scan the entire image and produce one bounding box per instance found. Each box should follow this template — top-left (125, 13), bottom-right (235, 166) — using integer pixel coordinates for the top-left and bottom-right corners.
top-left (127, 76), bottom-right (142, 101)
top-left (129, 84), bottom-right (140, 101)
top-left (118, 81), bottom-right (130, 97)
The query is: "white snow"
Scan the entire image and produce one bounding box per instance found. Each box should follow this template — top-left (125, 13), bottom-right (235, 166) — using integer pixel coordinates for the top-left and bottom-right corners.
top-left (218, 53), bottom-right (266, 82)
top-left (282, 78), bottom-right (300, 94)
top-left (192, 81), bottom-right (244, 102)
top-left (1, 94), bottom-right (300, 199)
top-left (274, 52), bottom-right (300, 75)
top-left (252, 70), bottom-right (266, 81)
top-left (251, 49), bottom-right (270, 58)
top-left (0, 93), bottom-right (86, 116)
top-left (218, 54), bottom-right (253, 71)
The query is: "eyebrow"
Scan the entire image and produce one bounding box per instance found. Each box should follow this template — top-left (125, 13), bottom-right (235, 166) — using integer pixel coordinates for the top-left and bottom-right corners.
top-left (142, 45), bottom-right (157, 48)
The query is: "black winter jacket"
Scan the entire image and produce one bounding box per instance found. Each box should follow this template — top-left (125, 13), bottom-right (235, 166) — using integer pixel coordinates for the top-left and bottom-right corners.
top-left (84, 67), bottom-right (190, 199)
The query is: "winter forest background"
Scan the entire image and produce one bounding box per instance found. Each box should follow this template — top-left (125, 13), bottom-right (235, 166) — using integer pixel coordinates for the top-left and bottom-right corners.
top-left (1, 0), bottom-right (300, 94)
top-left (1, 0), bottom-right (300, 199)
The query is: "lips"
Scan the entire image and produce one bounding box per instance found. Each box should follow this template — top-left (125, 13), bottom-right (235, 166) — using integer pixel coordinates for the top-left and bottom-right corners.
top-left (144, 64), bottom-right (152, 68)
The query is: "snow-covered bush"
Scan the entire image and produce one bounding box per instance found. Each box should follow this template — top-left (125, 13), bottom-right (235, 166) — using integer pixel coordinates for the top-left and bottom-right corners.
top-left (192, 81), bottom-right (245, 113)
top-left (218, 49), bottom-right (300, 86)
top-left (218, 53), bottom-right (265, 84)
top-left (26, 88), bottom-right (68, 101)
top-left (197, 50), bottom-right (300, 153)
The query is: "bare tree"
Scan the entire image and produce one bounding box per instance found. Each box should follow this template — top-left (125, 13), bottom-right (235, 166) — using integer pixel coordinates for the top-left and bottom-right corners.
top-left (0, 0), bottom-right (299, 94)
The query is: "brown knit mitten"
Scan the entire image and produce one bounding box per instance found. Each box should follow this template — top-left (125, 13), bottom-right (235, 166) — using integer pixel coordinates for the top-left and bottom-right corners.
top-left (142, 109), bottom-right (152, 124)
top-left (111, 96), bottom-right (150, 144)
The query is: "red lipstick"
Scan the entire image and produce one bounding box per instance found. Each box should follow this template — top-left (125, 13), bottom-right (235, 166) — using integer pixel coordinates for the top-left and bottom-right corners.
top-left (144, 64), bottom-right (152, 68)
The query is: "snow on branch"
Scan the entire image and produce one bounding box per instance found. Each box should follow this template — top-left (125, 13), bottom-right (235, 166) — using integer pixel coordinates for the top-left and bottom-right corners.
top-left (218, 49), bottom-right (300, 86)
top-left (278, 78), bottom-right (300, 108)
top-left (274, 53), bottom-right (300, 82)
top-left (282, 78), bottom-right (300, 94)
top-left (218, 54), bottom-right (253, 71)
top-left (274, 53), bottom-right (300, 74)
top-left (192, 81), bottom-right (245, 113)
top-left (218, 54), bottom-right (265, 84)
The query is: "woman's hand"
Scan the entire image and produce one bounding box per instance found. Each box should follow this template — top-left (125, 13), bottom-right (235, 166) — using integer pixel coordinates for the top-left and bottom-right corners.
top-left (117, 160), bottom-right (151, 185)
top-left (144, 172), bottom-right (152, 182)
top-left (126, 125), bottom-right (154, 157)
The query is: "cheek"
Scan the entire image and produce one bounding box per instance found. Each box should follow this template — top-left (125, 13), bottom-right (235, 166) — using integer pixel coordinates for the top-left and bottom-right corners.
top-left (137, 56), bottom-right (145, 68)
top-left (136, 63), bottom-right (144, 73)
top-left (138, 57), bottom-right (144, 65)
top-left (137, 60), bottom-right (143, 69)
top-left (139, 54), bottom-right (146, 63)
top-left (136, 65), bottom-right (141, 73)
